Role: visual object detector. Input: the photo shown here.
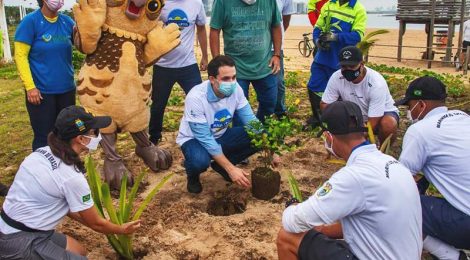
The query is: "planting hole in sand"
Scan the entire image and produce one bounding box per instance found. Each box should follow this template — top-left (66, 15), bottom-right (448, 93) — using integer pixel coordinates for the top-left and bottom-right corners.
top-left (207, 191), bottom-right (249, 216)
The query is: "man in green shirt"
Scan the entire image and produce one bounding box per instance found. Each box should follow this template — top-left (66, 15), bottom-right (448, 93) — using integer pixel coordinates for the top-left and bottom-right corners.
top-left (209, 0), bottom-right (282, 123)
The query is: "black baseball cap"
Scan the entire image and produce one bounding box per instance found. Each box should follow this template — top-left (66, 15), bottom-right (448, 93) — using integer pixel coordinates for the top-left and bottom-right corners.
top-left (317, 101), bottom-right (367, 137)
top-left (339, 46), bottom-right (363, 66)
top-left (54, 106), bottom-right (112, 140)
top-left (394, 76), bottom-right (447, 106)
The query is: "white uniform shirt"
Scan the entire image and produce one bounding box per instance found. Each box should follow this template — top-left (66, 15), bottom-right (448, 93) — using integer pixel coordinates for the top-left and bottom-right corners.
top-left (282, 144), bottom-right (423, 260)
top-left (176, 80), bottom-right (248, 146)
top-left (0, 147), bottom-right (93, 234)
top-left (276, 0), bottom-right (295, 50)
top-left (156, 0), bottom-right (206, 68)
top-left (463, 20), bottom-right (470, 42)
top-left (322, 66), bottom-right (398, 122)
top-left (399, 107), bottom-right (470, 215)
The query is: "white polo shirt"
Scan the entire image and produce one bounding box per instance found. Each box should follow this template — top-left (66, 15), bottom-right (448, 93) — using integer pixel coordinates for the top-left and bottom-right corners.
top-left (176, 80), bottom-right (248, 146)
top-left (282, 144), bottom-right (422, 260)
top-left (399, 107), bottom-right (470, 215)
top-left (322, 66), bottom-right (398, 122)
top-left (0, 147), bottom-right (93, 234)
top-left (276, 0), bottom-right (295, 50)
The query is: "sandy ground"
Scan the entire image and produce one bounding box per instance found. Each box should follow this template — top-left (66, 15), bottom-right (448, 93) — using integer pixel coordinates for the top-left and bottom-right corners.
top-left (57, 25), bottom-right (455, 259)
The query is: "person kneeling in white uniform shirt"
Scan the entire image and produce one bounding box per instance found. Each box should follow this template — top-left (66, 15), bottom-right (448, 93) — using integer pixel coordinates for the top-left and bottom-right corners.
top-left (277, 101), bottom-right (422, 260)
top-left (0, 106), bottom-right (140, 259)
top-left (321, 46), bottom-right (399, 145)
top-left (396, 76), bottom-right (470, 260)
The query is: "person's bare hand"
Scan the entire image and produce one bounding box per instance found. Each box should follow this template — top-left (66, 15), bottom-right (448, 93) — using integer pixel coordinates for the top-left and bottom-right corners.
top-left (200, 56), bottom-right (208, 71)
top-left (269, 55), bottom-right (281, 74)
top-left (121, 220), bottom-right (141, 235)
top-left (227, 167), bottom-right (251, 188)
top-left (27, 88), bottom-right (42, 105)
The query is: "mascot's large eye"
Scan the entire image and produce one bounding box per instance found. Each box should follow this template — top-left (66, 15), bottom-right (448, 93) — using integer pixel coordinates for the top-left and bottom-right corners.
top-left (146, 0), bottom-right (163, 13)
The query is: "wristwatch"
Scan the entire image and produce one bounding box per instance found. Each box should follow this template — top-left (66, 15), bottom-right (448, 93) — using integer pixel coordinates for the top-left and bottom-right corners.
top-left (285, 197), bottom-right (300, 208)
top-left (273, 53), bottom-right (281, 58)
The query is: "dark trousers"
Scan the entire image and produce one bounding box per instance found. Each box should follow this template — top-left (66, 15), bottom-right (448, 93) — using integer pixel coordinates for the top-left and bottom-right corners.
top-left (26, 89), bottom-right (75, 151)
top-left (180, 127), bottom-right (258, 178)
top-left (308, 89), bottom-right (322, 126)
top-left (237, 73), bottom-right (278, 123)
top-left (418, 177), bottom-right (470, 250)
top-left (149, 64), bottom-right (202, 143)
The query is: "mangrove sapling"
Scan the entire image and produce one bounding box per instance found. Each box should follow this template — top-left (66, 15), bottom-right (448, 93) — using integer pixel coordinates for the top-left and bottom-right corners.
top-left (246, 116), bottom-right (300, 200)
top-left (85, 156), bottom-right (173, 259)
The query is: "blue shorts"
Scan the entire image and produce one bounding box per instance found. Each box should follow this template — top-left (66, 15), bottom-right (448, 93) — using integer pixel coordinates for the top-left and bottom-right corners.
top-left (307, 62), bottom-right (337, 92)
top-left (421, 196), bottom-right (470, 250)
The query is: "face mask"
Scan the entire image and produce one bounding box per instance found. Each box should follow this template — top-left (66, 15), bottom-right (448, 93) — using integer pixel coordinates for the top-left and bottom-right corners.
top-left (324, 132), bottom-right (339, 158)
top-left (218, 81), bottom-right (237, 97)
top-left (407, 102), bottom-right (425, 124)
top-left (241, 0), bottom-right (256, 5)
top-left (45, 0), bottom-right (64, 12)
top-left (341, 66), bottom-right (361, 82)
top-left (83, 133), bottom-right (102, 151)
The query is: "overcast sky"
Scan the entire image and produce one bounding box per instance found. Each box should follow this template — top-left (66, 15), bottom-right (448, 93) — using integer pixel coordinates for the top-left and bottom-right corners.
top-left (5, 0), bottom-right (398, 11)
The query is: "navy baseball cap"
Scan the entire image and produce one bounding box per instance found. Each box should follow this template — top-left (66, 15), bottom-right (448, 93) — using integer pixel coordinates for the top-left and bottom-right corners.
top-left (54, 106), bottom-right (111, 140)
top-left (317, 101), bottom-right (368, 137)
top-left (339, 46), bottom-right (363, 66)
top-left (395, 76), bottom-right (447, 106)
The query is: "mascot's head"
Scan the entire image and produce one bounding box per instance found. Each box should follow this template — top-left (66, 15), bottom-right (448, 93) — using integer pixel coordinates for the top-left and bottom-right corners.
top-left (105, 0), bottom-right (163, 35)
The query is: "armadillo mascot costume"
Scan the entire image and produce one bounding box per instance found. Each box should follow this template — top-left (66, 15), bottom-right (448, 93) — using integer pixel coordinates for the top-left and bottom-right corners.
top-left (73, 0), bottom-right (180, 189)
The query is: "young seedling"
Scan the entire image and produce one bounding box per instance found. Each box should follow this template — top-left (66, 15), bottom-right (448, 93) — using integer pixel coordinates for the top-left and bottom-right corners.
top-left (85, 156), bottom-right (173, 259)
top-left (287, 172), bottom-right (303, 202)
top-left (246, 116), bottom-right (300, 200)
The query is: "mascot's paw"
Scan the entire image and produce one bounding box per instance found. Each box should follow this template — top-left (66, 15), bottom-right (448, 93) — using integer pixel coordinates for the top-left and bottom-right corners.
top-left (103, 159), bottom-right (134, 190)
top-left (135, 145), bottom-right (173, 172)
top-left (144, 22), bottom-right (181, 65)
top-left (73, 0), bottom-right (107, 53)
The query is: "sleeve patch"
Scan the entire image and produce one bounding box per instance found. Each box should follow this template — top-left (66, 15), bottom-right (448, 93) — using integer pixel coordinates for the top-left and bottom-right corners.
top-left (82, 194), bottom-right (91, 203)
top-left (316, 182), bottom-right (332, 197)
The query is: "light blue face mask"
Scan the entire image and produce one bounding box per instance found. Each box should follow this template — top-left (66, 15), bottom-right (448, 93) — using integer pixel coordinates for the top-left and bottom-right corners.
top-left (218, 81), bottom-right (237, 97)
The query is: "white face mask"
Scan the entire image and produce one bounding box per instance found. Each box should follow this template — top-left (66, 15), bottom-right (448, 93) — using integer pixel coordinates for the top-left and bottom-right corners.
top-left (83, 133), bottom-right (102, 151)
top-left (241, 0), bottom-right (256, 5)
top-left (324, 132), bottom-right (339, 158)
top-left (407, 102), bottom-right (425, 124)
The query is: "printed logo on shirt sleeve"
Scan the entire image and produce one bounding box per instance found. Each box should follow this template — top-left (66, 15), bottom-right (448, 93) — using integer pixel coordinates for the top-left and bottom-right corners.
top-left (82, 194), bottom-right (91, 203)
top-left (316, 182), bottom-right (332, 198)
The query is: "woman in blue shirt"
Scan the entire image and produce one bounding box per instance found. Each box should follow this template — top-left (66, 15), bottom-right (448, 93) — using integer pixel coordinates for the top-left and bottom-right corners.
top-left (14, 0), bottom-right (76, 151)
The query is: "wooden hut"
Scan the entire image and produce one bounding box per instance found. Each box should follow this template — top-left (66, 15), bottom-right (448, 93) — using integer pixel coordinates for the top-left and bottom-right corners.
top-left (396, 0), bottom-right (470, 67)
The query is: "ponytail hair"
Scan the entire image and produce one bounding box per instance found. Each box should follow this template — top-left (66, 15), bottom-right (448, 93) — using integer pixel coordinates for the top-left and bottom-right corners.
top-left (47, 132), bottom-right (85, 173)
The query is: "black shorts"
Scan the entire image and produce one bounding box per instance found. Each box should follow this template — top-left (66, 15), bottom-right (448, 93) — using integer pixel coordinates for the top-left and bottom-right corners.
top-left (298, 229), bottom-right (358, 260)
top-left (463, 41), bottom-right (470, 52)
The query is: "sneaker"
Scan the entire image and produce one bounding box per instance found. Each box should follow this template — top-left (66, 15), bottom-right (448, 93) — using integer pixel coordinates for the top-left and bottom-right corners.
top-left (187, 175), bottom-right (202, 194)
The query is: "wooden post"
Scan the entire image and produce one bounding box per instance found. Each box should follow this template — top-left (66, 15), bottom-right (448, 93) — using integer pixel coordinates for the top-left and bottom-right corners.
top-left (458, 0), bottom-right (466, 69)
top-left (427, 0), bottom-right (437, 68)
top-left (398, 20), bottom-right (405, 62)
top-left (444, 21), bottom-right (454, 64)
top-left (0, 0), bottom-right (12, 63)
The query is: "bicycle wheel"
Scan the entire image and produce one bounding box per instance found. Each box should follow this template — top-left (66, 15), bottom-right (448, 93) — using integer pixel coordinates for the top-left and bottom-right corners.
top-left (298, 40), bottom-right (312, 58)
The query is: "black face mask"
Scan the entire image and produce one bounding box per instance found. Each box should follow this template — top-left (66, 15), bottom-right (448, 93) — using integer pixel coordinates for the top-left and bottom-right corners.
top-left (341, 66), bottom-right (361, 82)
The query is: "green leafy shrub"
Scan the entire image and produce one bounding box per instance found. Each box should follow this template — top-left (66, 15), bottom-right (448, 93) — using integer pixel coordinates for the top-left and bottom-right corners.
top-left (85, 156), bottom-right (173, 259)
top-left (246, 116), bottom-right (300, 169)
top-left (72, 50), bottom-right (85, 71)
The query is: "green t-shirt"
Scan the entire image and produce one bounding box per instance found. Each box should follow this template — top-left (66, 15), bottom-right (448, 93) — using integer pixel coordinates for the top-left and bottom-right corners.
top-left (210, 0), bottom-right (281, 80)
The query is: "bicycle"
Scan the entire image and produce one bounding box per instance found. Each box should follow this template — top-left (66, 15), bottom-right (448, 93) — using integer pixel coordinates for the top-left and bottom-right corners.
top-left (298, 33), bottom-right (317, 58)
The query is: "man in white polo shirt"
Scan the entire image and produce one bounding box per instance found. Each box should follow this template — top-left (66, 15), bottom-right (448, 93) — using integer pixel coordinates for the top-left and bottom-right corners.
top-left (176, 55), bottom-right (260, 194)
top-left (321, 46), bottom-right (399, 144)
top-left (277, 101), bottom-right (422, 260)
top-left (396, 76), bottom-right (470, 260)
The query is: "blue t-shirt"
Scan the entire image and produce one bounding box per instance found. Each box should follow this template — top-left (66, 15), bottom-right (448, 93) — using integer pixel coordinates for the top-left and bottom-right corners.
top-left (15, 10), bottom-right (75, 94)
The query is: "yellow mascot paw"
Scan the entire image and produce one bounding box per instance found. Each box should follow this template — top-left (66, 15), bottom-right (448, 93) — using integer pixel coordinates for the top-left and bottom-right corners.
top-left (73, 0), bottom-right (107, 54)
top-left (144, 22), bottom-right (181, 66)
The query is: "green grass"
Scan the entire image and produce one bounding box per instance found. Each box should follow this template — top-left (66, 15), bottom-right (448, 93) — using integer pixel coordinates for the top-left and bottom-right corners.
top-left (0, 78), bottom-right (32, 206)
